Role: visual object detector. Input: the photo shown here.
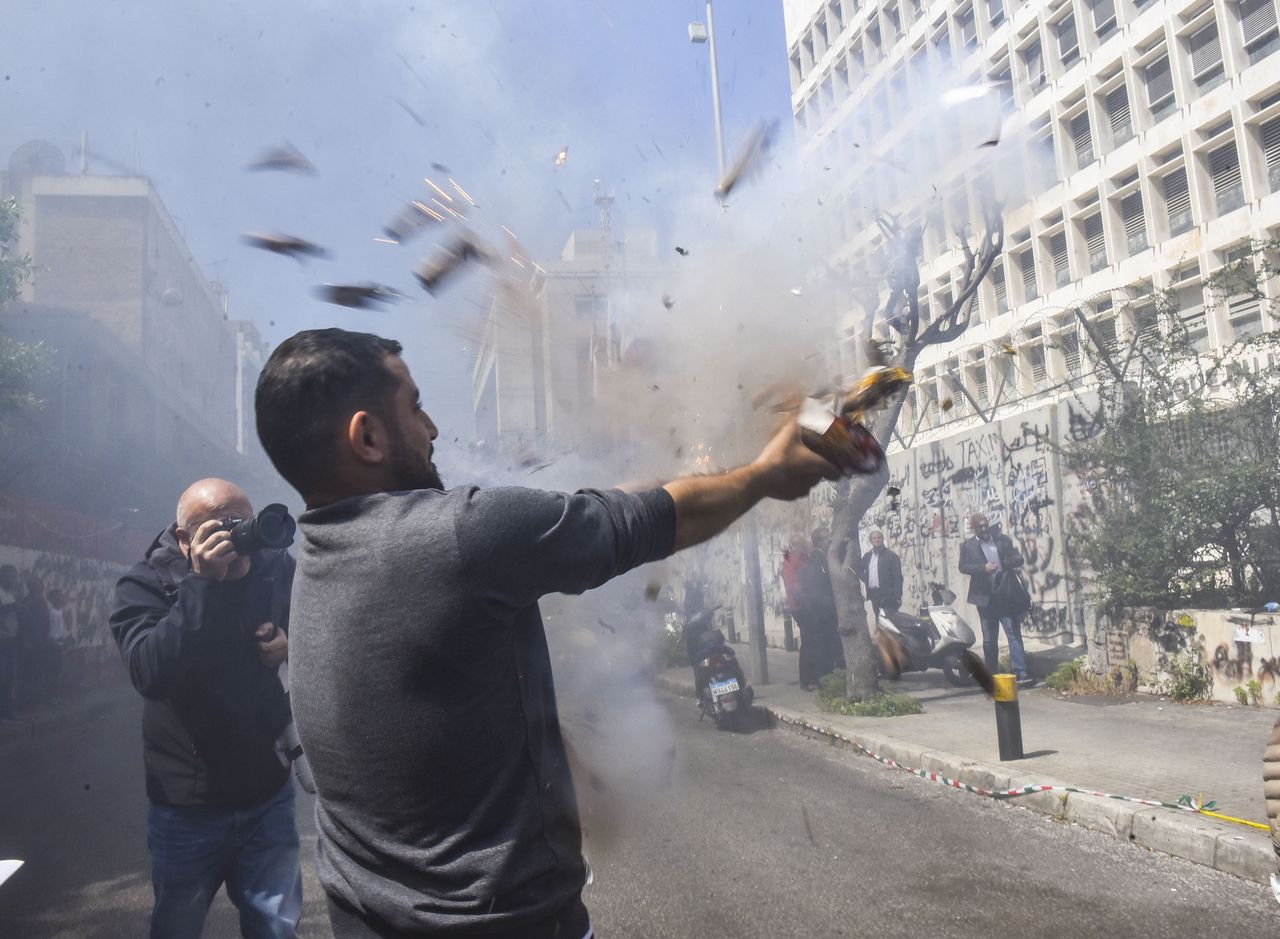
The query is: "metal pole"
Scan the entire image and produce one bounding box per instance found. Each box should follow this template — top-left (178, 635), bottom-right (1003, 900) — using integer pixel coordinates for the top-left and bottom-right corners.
top-left (705, 0), bottom-right (727, 179)
top-left (742, 522), bottom-right (769, 685)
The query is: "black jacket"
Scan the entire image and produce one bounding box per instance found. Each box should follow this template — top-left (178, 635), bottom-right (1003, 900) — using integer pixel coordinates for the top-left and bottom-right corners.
top-left (110, 524), bottom-right (293, 809)
top-left (859, 547), bottom-right (903, 608)
top-left (958, 532), bottom-right (1023, 608)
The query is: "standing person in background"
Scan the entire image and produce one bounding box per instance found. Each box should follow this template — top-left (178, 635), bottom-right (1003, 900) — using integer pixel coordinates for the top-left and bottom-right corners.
top-left (780, 535), bottom-right (809, 651)
top-left (17, 574), bottom-right (50, 707)
top-left (0, 565), bottom-right (19, 720)
top-left (859, 530), bottom-right (903, 614)
top-left (958, 513), bottom-right (1032, 685)
top-left (45, 587), bottom-right (67, 701)
top-left (793, 528), bottom-right (846, 691)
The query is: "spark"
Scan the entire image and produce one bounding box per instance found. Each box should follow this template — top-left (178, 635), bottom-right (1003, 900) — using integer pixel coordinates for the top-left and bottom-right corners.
top-left (413, 200), bottom-right (447, 223)
top-left (373, 237), bottom-right (399, 245)
top-left (432, 198), bottom-right (465, 220)
top-left (501, 224), bottom-right (518, 240)
top-left (554, 145), bottom-right (569, 166)
top-left (449, 178), bottom-right (477, 206)
top-left (425, 178), bottom-right (454, 202)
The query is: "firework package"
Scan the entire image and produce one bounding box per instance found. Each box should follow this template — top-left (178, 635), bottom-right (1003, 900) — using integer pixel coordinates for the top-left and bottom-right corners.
top-left (797, 366), bottom-right (912, 475)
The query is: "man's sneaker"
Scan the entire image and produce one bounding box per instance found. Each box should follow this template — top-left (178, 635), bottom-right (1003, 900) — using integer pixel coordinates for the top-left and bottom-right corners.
top-left (1016, 676), bottom-right (1037, 687)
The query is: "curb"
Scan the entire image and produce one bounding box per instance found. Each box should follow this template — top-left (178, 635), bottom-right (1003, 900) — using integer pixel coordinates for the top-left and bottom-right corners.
top-left (653, 673), bottom-right (1276, 885)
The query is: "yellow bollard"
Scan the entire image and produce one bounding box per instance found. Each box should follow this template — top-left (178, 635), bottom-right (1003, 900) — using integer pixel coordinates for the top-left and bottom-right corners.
top-left (993, 673), bottom-right (1024, 760)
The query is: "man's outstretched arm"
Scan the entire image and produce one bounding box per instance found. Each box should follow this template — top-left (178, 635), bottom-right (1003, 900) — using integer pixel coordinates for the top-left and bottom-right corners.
top-left (663, 419), bottom-right (840, 552)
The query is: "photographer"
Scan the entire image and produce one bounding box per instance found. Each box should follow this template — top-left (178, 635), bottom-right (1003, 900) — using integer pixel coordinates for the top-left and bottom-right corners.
top-left (110, 478), bottom-right (303, 939)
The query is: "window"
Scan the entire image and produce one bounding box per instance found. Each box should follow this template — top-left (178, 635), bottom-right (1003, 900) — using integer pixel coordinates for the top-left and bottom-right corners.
top-left (1023, 41), bottom-right (1046, 90)
top-left (1163, 167), bottom-right (1194, 233)
top-left (1084, 213), bottom-right (1108, 271)
top-left (1093, 316), bottom-right (1120, 357)
top-left (988, 0), bottom-right (1005, 28)
top-left (1061, 330), bottom-right (1082, 374)
top-left (1050, 231), bottom-right (1071, 287)
top-left (1189, 22), bottom-right (1226, 92)
top-left (1057, 16), bottom-right (1080, 67)
top-left (1091, 0), bottom-right (1117, 38)
top-left (887, 4), bottom-right (902, 36)
top-left (816, 17), bottom-right (829, 53)
top-left (1239, 0), bottom-right (1280, 62)
top-left (1224, 247), bottom-right (1264, 339)
top-left (992, 263), bottom-right (1009, 313)
top-left (1121, 191), bottom-right (1148, 254)
top-left (1145, 56), bottom-right (1176, 120)
top-left (932, 21), bottom-right (952, 60)
top-left (868, 22), bottom-right (882, 57)
top-left (1209, 140), bottom-right (1244, 214)
top-left (1107, 85), bottom-right (1133, 145)
top-left (828, 0), bottom-right (844, 35)
top-left (1029, 344), bottom-right (1048, 383)
top-left (958, 6), bottom-right (977, 46)
top-left (1263, 115), bottom-right (1280, 192)
top-left (1178, 288), bottom-right (1210, 352)
top-left (1020, 248), bottom-right (1038, 300)
top-left (1071, 111), bottom-right (1094, 168)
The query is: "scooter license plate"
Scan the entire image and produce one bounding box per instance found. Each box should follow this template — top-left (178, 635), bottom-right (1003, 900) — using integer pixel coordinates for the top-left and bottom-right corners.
top-left (709, 678), bottom-right (740, 697)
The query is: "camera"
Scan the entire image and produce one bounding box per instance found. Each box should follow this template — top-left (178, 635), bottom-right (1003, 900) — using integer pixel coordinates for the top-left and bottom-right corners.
top-left (222, 503), bottom-right (297, 553)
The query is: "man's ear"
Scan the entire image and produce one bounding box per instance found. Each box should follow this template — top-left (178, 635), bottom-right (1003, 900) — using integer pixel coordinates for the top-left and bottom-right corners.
top-left (175, 527), bottom-right (192, 560)
top-left (346, 410), bottom-right (389, 466)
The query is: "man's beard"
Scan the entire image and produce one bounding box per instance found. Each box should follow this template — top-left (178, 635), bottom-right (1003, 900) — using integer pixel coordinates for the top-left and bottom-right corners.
top-left (388, 422), bottom-right (445, 491)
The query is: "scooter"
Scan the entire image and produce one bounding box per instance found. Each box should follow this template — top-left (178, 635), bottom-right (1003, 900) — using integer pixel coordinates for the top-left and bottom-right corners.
top-left (682, 608), bottom-right (755, 731)
top-left (873, 582), bottom-right (979, 687)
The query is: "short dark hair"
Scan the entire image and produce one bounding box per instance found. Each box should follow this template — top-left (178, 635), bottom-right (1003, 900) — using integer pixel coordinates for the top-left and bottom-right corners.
top-left (255, 328), bottom-right (403, 494)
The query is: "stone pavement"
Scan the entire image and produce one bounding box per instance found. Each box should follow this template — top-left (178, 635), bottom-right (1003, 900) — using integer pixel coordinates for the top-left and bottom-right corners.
top-left (658, 642), bottom-right (1280, 884)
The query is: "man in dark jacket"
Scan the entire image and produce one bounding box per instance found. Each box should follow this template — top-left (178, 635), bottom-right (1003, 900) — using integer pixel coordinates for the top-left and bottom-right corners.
top-left (793, 528), bottom-right (847, 690)
top-left (958, 512), bottom-right (1031, 684)
top-left (859, 530), bottom-right (903, 613)
top-left (110, 478), bottom-right (302, 939)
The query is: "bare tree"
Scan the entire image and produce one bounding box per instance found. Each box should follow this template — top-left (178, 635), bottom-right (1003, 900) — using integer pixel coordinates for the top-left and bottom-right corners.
top-left (830, 201), bottom-right (1004, 701)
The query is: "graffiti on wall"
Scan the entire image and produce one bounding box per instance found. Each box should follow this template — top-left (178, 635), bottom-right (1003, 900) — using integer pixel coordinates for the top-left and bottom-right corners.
top-left (0, 546), bottom-right (122, 645)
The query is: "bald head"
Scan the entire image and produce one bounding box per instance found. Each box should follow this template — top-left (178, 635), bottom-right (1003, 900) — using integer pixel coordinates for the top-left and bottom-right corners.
top-left (177, 478), bottom-right (253, 530)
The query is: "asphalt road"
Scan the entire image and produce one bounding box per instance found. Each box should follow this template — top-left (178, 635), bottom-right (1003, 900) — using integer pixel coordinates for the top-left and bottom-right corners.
top-left (1, 687), bottom-right (1277, 938)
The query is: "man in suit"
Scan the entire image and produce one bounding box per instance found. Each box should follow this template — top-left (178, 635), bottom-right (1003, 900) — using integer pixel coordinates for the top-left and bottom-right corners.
top-left (958, 513), bottom-right (1032, 685)
top-left (859, 530), bottom-right (903, 613)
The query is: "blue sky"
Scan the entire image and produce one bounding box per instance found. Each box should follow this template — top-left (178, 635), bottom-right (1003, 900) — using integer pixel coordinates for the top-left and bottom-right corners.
top-left (0, 0), bottom-right (795, 437)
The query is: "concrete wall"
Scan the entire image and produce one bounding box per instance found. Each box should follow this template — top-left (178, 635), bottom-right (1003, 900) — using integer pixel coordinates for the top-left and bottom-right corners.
top-left (1099, 607), bottom-right (1280, 708)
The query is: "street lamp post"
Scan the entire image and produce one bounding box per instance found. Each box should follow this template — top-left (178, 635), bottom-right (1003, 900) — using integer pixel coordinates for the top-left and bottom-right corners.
top-left (690, 3), bottom-right (770, 687)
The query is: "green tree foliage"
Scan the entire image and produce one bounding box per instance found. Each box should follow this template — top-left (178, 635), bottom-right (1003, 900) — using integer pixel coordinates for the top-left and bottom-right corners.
top-left (1066, 239), bottom-right (1280, 610)
top-left (0, 196), bottom-right (50, 421)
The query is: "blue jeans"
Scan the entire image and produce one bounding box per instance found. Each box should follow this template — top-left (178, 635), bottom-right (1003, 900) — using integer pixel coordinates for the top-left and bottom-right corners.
top-left (978, 606), bottom-right (1028, 679)
top-left (147, 780), bottom-right (302, 939)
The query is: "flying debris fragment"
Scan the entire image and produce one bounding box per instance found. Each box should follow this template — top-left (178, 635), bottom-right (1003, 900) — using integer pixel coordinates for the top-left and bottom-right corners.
top-left (1001, 341), bottom-right (1017, 356)
top-left (960, 649), bottom-right (997, 697)
top-left (314, 282), bottom-right (405, 310)
top-left (554, 145), bottom-right (569, 167)
top-left (382, 200), bottom-right (444, 243)
top-left (413, 233), bottom-right (493, 295)
top-left (674, 246), bottom-right (689, 256)
top-left (244, 142), bottom-right (316, 174)
top-left (241, 231), bottom-right (328, 260)
top-left (431, 162), bottom-right (451, 173)
top-left (661, 293), bottom-right (675, 310)
top-left (941, 397), bottom-right (955, 412)
top-left (790, 287), bottom-right (803, 296)
top-left (644, 581), bottom-right (661, 602)
top-left (714, 120), bottom-right (776, 199)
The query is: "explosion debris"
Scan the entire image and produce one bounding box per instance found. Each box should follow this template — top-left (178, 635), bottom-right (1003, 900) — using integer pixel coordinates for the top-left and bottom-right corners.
top-left (554, 145), bottom-right (569, 166)
top-left (241, 231), bottom-right (328, 260)
top-left (382, 200), bottom-right (445, 242)
top-left (661, 294), bottom-right (674, 310)
top-left (412, 233), bottom-right (493, 294)
top-left (714, 120), bottom-right (775, 199)
top-left (244, 142), bottom-right (316, 174)
top-left (314, 283), bottom-right (405, 310)
top-left (674, 246), bottom-right (689, 256)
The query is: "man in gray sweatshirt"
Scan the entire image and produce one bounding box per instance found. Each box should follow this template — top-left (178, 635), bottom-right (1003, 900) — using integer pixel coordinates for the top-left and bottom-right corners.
top-left (254, 328), bottom-right (840, 938)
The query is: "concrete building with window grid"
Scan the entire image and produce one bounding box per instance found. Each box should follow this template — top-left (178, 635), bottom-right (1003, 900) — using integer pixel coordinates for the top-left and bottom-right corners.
top-left (781, 0), bottom-right (1280, 644)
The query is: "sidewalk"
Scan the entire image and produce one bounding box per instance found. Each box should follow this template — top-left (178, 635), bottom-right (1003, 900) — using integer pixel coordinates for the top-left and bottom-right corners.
top-left (658, 643), bottom-right (1279, 885)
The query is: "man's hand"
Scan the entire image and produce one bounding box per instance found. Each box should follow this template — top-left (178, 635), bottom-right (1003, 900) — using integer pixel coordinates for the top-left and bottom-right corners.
top-left (255, 622), bottom-right (288, 669)
top-left (985, 562), bottom-right (999, 573)
top-left (752, 418), bottom-right (843, 501)
top-left (189, 519), bottom-right (242, 581)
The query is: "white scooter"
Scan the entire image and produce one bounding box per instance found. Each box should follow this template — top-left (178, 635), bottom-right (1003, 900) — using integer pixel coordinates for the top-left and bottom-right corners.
top-left (873, 582), bottom-right (979, 687)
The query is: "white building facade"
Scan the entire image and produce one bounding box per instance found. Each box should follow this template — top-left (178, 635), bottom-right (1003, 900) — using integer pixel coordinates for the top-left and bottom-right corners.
top-left (783, 0), bottom-right (1280, 643)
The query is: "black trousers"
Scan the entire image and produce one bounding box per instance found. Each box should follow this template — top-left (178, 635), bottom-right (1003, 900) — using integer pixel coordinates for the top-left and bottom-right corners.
top-left (327, 894), bottom-right (592, 939)
top-left (867, 588), bottom-right (899, 612)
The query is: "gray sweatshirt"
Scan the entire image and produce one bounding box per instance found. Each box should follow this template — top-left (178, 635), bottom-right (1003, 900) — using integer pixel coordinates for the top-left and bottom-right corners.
top-left (290, 485), bottom-right (676, 934)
